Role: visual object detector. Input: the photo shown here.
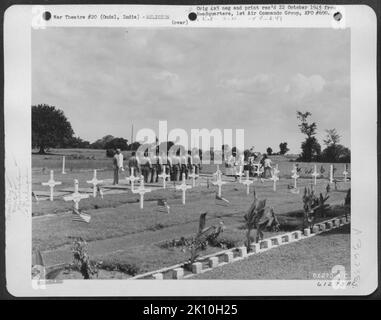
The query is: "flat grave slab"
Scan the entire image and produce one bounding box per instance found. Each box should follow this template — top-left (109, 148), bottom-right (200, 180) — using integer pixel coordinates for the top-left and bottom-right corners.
top-left (59, 187), bottom-right (94, 193)
top-left (33, 190), bottom-right (70, 197)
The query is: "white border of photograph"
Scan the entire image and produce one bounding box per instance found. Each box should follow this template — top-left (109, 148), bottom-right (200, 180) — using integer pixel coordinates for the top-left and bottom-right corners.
top-left (4, 4), bottom-right (377, 296)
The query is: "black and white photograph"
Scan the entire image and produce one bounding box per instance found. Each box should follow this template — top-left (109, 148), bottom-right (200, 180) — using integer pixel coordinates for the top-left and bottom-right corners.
top-left (3, 4), bottom-right (378, 297)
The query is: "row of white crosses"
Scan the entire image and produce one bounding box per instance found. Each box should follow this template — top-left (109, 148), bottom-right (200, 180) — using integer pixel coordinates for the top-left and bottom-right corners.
top-left (41, 170), bottom-right (62, 201)
top-left (343, 164), bottom-right (349, 182)
top-left (132, 179), bottom-right (151, 209)
top-left (63, 179), bottom-right (89, 210)
top-left (212, 172), bottom-right (227, 197)
top-left (86, 170), bottom-right (103, 198)
top-left (241, 171), bottom-right (253, 195)
top-left (176, 173), bottom-right (192, 204)
top-left (126, 167), bottom-right (140, 191)
top-left (270, 164), bottom-right (280, 191)
top-left (291, 164), bottom-right (299, 192)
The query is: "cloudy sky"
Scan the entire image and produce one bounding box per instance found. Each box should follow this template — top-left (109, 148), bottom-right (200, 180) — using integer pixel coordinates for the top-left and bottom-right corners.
top-left (32, 27), bottom-right (350, 153)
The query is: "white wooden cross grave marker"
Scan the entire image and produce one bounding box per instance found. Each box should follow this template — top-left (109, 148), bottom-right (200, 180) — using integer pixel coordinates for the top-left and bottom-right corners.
top-left (176, 173), bottom-right (192, 205)
top-left (273, 164), bottom-right (280, 177)
top-left (343, 164), bottom-right (349, 182)
top-left (86, 169), bottom-right (103, 198)
top-left (62, 156), bottom-right (66, 174)
top-left (158, 169), bottom-right (170, 189)
top-left (212, 172), bottom-right (227, 198)
top-left (41, 170), bottom-right (62, 201)
top-left (329, 164), bottom-right (334, 184)
top-left (212, 165), bottom-right (222, 181)
top-left (188, 167), bottom-right (199, 187)
top-left (236, 166), bottom-right (244, 183)
top-left (270, 170), bottom-right (279, 192)
top-left (132, 179), bottom-right (151, 209)
top-left (126, 167), bottom-right (140, 191)
top-left (63, 179), bottom-right (89, 210)
top-left (241, 171), bottom-right (253, 195)
top-left (254, 164), bottom-right (262, 179)
top-left (311, 164), bottom-right (319, 186)
top-left (291, 165), bottom-right (299, 190)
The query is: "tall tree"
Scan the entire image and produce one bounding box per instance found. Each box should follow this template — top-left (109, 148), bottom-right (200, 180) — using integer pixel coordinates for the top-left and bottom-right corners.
top-left (279, 142), bottom-right (289, 155)
top-left (296, 111), bottom-right (321, 162)
top-left (323, 129), bottom-right (341, 146)
top-left (32, 104), bottom-right (74, 154)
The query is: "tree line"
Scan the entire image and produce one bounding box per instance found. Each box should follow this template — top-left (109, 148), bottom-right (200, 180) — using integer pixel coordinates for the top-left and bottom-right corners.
top-left (32, 104), bottom-right (350, 162)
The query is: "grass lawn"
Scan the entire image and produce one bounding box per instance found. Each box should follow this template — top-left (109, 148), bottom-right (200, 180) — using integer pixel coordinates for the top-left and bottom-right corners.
top-left (192, 224), bottom-right (351, 280)
top-left (32, 149), bottom-right (351, 279)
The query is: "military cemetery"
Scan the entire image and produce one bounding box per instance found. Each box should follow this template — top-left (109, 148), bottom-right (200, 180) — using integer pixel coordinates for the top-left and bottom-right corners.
top-left (31, 27), bottom-right (351, 281)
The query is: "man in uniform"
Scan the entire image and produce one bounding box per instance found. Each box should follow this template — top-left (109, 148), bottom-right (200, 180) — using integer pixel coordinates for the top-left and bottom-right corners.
top-left (127, 151), bottom-right (140, 179)
top-left (150, 150), bottom-right (161, 183)
top-left (192, 148), bottom-right (201, 174)
top-left (170, 150), bottom-right (181, 181)
top-left (140, 151), bottom-right (152, 183)
top-left (113, 148), bottom-right (124, 185)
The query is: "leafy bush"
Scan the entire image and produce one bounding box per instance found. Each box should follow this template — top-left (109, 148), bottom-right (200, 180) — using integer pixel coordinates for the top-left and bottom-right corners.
top-left (98, 260), bottom-right (140, 276)
top-left (71, 238), bottom-right (99, 279)
top-left (106, 149), bottom-right (116, 158)
top-left (209, 233), bottom-right (243, 249)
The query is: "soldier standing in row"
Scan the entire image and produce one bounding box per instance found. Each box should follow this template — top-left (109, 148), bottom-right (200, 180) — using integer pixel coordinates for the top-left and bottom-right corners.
top-left (140, 151), bottom-right (152, 183)
top-left (161, 151), bottom-right (171, 179)
top-left (150, 150), bottom-right (161, 183)
top-left (112, 148), bottom-right (124, 185)
top-left (127, 151), bottom-right (140, 178)
top-left (170, 151), bottom-right (181, 181)
top-left (192, 149), bottom-right (201, 174)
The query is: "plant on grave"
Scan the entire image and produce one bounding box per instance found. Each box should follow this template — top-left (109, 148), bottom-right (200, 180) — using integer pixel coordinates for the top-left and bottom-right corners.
top-left (244, 189), bottom-right (280, 251)
top-left (302, 184), bottom-right (330, 228)
top-left (186, 212), bottom-right (224, 265)
top-left (71, 237), bottom-right (99, 279)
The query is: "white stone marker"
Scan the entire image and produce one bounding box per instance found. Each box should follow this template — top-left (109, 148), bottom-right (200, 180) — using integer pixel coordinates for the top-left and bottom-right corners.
top-left (132, 179), bottom-right (151, 209)
top-left (63, 179), bottom-right (89, 210)
top-left (311, 164), bottom-right (319, 185)
top-left (41, 170), bottom-right (62, 201)
top-left (172, 268), bottom-right (184, 279)
top-left (62, 156), bottom-right (66, 174)
top-left (270, 171), bottom-right (279, 192)
top-left (176, 173), bottom-right (192, 205)
top-left (329, 164), bottom-right (334, 183)
top-left (188, 168), bottom-right (199, 187)
top-left (238, 247), bottom-right (247, 257)
top-left (241, 171), bottom-right (253, 195)
top-left (208, 257), bottom-right (219, 268)
top-left (86, 169), bottom-right (103, 198)
top-left (212, 173), bottom-right (227, 198)
top-left (126, 168), bottom-right (140, 191)
top-left (158, 170), bottom-right (170, 189)
top-left (223, 251), bottom-right (234, 263)
top-left (343, 164), bottom-right (349, 182)
top-left (191, 262), bottom-right (202, 274)
top-left (152, 273), bottom-right (163, 280)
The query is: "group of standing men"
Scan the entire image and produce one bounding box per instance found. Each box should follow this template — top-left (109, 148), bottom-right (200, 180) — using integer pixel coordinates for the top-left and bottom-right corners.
top-left (112, 148), bottom-right (201, 185)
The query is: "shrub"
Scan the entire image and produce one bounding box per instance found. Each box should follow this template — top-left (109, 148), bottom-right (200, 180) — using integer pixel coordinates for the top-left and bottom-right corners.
top-left (106, 149), bottom-right (116, 158)
top-left (71, 238), bottom-right (99, 279)
top-left (98, 260), bottom-right (140, 276)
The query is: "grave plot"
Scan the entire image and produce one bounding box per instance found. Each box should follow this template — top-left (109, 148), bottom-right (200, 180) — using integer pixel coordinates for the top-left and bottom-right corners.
top-left (33, 172), bottom-right (350, 280)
